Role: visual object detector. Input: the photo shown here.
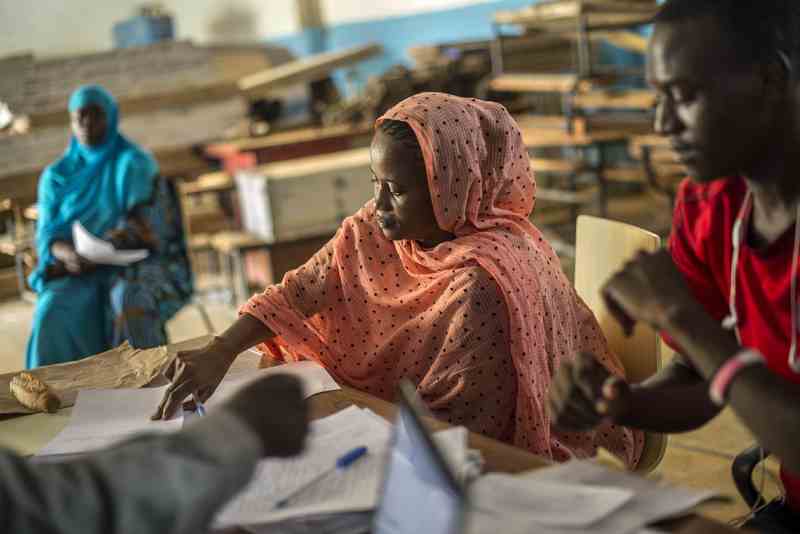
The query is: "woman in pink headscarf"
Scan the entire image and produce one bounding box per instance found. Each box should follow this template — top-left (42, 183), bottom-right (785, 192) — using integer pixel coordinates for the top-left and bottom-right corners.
top-left (154, 93), bottom-right (642, 467)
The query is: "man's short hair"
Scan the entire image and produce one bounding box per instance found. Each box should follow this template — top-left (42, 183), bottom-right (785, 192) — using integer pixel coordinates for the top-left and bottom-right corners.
top-left (654, 0), bottom-right (800, 75)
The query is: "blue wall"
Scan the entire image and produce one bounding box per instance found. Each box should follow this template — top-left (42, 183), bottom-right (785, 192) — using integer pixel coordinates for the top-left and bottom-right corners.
top-left (271, 0), bottom-right (649, 95)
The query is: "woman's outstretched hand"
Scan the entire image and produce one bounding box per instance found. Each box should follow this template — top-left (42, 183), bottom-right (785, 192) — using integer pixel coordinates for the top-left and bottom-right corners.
top-left (151, 337), bottom-right (239, 421)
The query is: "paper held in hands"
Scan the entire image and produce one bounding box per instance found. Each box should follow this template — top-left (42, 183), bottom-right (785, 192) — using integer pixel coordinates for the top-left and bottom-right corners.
top-left (72, 220), bottom-right (149, 266)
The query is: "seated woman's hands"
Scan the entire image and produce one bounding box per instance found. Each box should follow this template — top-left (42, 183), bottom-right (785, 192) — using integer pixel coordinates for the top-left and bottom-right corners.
top-left (152, 337), bottom-right (239, 421)
top-left (548, 352), bottom-right (633, 432)
top-left (50, 240), bottom-right (94, 276)
top-left (221, 374), bottom-right (308, 457)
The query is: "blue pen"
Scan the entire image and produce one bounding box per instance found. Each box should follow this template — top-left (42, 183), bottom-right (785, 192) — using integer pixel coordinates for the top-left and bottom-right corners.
top-left (275, 446), bottom-right (368, 508)
top-left (193, 394), bottom-right (206, 417)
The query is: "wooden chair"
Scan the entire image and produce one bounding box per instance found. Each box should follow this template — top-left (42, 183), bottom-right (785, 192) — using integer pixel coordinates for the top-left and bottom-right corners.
top-left (574, 214), bottom-right (667, 474)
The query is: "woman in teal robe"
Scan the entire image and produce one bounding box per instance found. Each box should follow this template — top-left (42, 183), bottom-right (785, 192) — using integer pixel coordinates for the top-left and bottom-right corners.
top-left (26, 85), bottom-right (192, 368)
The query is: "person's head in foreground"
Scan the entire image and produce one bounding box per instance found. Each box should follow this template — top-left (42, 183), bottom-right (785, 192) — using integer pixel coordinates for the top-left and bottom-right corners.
top-left (648, 0), bottom-right (800, 186)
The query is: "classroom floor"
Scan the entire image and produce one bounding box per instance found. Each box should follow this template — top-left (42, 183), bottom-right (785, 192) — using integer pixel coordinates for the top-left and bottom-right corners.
top-left (0, 190), bottom-right (783, 526)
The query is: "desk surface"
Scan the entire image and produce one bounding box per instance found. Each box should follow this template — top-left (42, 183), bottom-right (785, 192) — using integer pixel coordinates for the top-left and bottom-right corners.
top-left (0, 376), bottom-right (743, 534)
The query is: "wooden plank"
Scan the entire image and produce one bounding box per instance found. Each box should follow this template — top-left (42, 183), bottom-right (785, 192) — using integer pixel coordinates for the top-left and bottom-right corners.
top-left (592, 30), bottom-right (649, 54)
top-left (209, 231), bottom-right (269, 254)
top-left (531, 157), bottom-right (583, 174)
top-left (205, 122), bottom-right (372, 155)
top-left (0, 268), bottom-right (19, 302)
top-left (0, 145), bottom-right (209, 202)
top-left (12, 42), bottom-right (285, 130)
top-left (489, 73), bottom-right (579, 93)
top-left (629, 133), bottom-right (671, 156)
top-left (239, 43), bottom-right (382, 96)
top-left (542, 13), bottom-right (655, 32)
top-left (28, 82), bottom-right (239, 129)
top-left (572, 89), bottom-right (655, 110)
top-left (603, 166), bottom-right (644, 183)
top-left (180, 171), bottom-right (234, 196)
top-left (250, 147), bottom-right (372, 181)
top-left (519, 120), bottom-right (629, 147)
top-left (496, 0), bottom-right (658, 24)
top-left (536, 186), bottom-right (598, 204)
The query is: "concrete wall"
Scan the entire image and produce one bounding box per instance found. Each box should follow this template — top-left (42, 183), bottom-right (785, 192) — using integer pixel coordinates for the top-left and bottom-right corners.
top-left (0, 0), bottom-right (502, 58)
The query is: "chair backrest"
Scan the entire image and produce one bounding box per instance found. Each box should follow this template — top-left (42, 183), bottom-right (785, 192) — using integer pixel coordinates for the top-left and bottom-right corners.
top-left (574, 215), bottom-right (667, 473)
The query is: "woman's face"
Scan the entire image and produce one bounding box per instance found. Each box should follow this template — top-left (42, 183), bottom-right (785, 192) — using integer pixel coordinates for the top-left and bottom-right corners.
top-left (369, 129), bottom-right (449, 246)
top-left (70, 104), bottom-right (108, 147)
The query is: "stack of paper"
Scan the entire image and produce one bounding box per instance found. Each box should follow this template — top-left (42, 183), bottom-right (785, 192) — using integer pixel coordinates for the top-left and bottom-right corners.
top-left (206, 357), bottom-right (341, 409)
top-left (467, 460), bottom-right (716, 534)
top-left (215, 406), bottom-right (390, 530)
top-left (215, 406), bottom-right (477, 532)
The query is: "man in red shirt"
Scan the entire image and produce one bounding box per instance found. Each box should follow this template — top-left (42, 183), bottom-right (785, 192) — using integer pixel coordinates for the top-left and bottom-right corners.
top-left (548, 1), bottom-right (800, 531)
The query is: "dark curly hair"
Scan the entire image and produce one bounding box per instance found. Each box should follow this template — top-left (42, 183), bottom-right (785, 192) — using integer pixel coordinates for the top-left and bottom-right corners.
top-left (654, 0), bottom-right (800, 76)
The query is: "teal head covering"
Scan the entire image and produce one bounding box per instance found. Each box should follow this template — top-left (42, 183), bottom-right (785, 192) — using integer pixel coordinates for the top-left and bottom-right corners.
top-left (29, 85), bottom-right (158, 292)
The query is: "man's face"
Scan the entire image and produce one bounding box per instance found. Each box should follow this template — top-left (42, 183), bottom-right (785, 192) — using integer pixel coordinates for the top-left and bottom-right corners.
top-left (647, 16), bottom-right (779, 183)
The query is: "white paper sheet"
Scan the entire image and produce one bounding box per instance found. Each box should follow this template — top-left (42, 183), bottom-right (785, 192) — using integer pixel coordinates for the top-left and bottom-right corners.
top-left (215, 407), bottom-right (393, 528)
top-left (72, 220), bottom-right (149, 266)
top-left (466, 460), bottom-right (716, 534)
top-left (470, 474), bottom-right (633, 527)
top-left (205, 359), bottom-right (341, 409)
top-left (36, 386), bottom-right (182, 457)
top-left (216, 404), bottom-right (476, 530)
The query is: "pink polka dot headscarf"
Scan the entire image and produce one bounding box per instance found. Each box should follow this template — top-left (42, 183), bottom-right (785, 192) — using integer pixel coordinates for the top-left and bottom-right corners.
top-left (244, 93), bottom-right (642, 466)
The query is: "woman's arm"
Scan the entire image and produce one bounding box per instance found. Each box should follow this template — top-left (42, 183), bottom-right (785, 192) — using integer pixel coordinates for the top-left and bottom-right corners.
top-left (152, 314), bottom-right (276, 420)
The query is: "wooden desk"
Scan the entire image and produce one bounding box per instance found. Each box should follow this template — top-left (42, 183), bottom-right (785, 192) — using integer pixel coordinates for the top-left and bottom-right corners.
top-left (204, 123), bottom-right (373, 173)
top-left (0, 358), bottom-right (745, 534)
top-left (313, 387), bottom-right (745, 534)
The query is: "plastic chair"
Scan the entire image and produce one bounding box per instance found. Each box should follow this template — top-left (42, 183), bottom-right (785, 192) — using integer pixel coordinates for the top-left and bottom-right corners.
top-left (574, 214), bottom-right (668, 474)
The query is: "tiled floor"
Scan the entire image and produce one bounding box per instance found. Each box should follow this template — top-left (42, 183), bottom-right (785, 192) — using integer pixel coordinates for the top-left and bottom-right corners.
top-left (0, 190), bottom-right (781, 525)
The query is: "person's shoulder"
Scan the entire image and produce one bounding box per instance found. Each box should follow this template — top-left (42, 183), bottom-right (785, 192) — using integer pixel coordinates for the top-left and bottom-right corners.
top-left (674, 177), bottom-right (745, 232)
top-left (675, 176), bottom-right (745, 214)
top-left (116, 137), bottom-right (159, 177)
top-left (671, 177), bottom-right (745, 263)
top-left (459, 264), bottom-right (504, 300)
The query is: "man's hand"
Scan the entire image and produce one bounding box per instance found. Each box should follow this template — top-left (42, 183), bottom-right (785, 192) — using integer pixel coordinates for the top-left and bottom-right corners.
top-left (222, 374), bottom-right (308, 457)
top-left (602, 249), bottom-right (695, 336)
top-left (152, 338), bottom-right (238, 421)
top-left (549, 352), bottom-right (632, 431)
